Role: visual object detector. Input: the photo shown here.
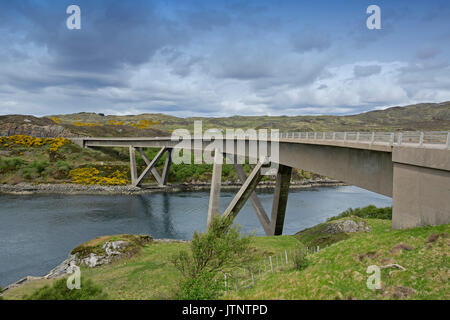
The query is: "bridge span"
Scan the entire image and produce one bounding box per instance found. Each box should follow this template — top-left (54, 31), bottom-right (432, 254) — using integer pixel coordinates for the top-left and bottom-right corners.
top-left (71, 131), bottom-right (450, 233)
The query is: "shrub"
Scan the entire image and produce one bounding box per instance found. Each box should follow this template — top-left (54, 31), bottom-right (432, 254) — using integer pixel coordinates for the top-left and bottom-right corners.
top-left (292, 252), bottom-right (309, 271)
top-left (171, 215), bottom-right (253, 299)
top-left (327, 205), bottom-right (392, 221)
top-left (0, 157), bottom-right (24, 173)
top-left (30, 160), bottom-right (48, 174)
top-left (24, 278), bottom-right (108, 300)
top-left (20, 160), bottom-right (49, 180)
top-left (177, 272), bottom-right (223, 300)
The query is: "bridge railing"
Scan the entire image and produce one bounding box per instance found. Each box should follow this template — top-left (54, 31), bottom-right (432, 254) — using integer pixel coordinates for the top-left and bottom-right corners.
top-left (272, 131), bottom-right (450, 148)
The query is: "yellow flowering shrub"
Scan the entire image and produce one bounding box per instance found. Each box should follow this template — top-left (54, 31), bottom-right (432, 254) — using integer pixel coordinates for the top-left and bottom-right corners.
top-left (0, 135), bottom-right (71, 151)
top-left (130, 119), bottom-right (160, 129)
top-left (50, 117), bottom-right (61, 124)
top-left (108, 119), bottom-right (124, 126)
top-left (69, 167), bottom-right (129, 185)
top-left (73, 122), bottom-right (102, 127)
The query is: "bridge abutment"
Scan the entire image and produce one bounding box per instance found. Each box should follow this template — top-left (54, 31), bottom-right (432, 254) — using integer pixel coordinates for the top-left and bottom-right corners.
top-left (392, 147), bottom-right (450, 229)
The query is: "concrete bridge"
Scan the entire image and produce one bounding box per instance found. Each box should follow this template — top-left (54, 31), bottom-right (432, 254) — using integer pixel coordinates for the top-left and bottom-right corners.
top-left (71, 131), bottom-right (450, 233)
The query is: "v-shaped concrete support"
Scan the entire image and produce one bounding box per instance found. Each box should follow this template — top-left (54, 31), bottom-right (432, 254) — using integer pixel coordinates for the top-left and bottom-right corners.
top-left (221, 154), bottom-right (292, 235)
top-left (129, 146), bottom-right (172, 187)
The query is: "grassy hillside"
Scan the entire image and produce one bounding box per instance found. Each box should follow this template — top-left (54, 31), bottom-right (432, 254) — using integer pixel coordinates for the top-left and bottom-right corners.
top-left (51, 101), bottom-right (450, 135)
top-left (2, 217), bottom-right (448, 300)
top-left (0, 135), bottom-right (320, 185)
top-left (1, 101), bottom-right (449, 138)
top-left (228, 220), bottom-right (449, 300)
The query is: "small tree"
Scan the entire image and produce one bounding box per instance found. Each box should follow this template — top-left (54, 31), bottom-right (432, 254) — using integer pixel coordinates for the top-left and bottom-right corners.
top-left (171, 215), bottom-right (253, 299)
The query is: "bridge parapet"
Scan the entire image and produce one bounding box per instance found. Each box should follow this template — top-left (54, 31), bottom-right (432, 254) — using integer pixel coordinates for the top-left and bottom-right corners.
top-left (276, 131), bottom-right (449, 149)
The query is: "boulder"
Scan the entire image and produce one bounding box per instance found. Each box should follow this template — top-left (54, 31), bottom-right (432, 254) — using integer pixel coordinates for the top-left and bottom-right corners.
top-left (45, 235), bottom-right (152, 279)
top-left (324, 219), bottom-right (371, 234)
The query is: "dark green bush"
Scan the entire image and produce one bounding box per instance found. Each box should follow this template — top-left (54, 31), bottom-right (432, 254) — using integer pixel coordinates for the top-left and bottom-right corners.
top-left (24, 278), bottom-right (108, 300)
top-left (0, 157), bottom-right (24, 173)
top-left (21, 160), bottom-right (51, 179)
top-left (292, 252), bottom-right (309, 271)
top-left (327, 205), bottom-right (392, 221)
top-left (30, 160), bottom-right (48, 174)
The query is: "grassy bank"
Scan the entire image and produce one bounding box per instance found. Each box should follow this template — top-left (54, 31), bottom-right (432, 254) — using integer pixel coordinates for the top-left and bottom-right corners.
top-left (2, 214), bottom-right (448, 300)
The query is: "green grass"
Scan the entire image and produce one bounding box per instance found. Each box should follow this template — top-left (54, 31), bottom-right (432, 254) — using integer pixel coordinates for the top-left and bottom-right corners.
top-left (228, 220), bottom-right (449, 300)
top-left (2, 219), bottom-right (448, 300)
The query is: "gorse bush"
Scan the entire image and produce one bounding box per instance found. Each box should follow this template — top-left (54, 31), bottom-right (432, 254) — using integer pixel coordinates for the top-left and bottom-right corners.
top-left (292, 253), bottom-right (309, 271)
top-left (327, 205), bottom-right (392, 221)
top-left (171, 215), bottom-right (253, 299)
top-left (24, 278), bottom-right (108, 300)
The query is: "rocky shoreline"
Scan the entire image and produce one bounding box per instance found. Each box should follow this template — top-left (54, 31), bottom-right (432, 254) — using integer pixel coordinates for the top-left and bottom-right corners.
top-left (0, 179), bottom-right (345, 195)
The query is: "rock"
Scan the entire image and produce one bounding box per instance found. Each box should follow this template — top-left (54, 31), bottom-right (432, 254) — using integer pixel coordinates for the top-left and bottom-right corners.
top-left (384, 286), bottom-right (416, 299)
top-left (44, 235), bottom-right (152, 279)
top-left (45, 254), bottom-right (78, 279)
top-left (0, 115), bottom-right (74, 137)
top-left (390, 243), bottom-right (414, 253)
top-left (358, 251), bottom-right (379, 261)
top-left (324, 219), bottom-right (371, 234)
top-left (427, 234), bottom-right (440, 243)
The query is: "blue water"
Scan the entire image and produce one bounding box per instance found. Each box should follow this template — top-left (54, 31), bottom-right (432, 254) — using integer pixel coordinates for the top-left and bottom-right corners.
top-left (0, 186), bottom-right (391, 287)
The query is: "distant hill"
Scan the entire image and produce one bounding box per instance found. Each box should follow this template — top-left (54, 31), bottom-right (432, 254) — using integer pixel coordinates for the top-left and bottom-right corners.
top-left (1, 101), bottom-right (449, 137)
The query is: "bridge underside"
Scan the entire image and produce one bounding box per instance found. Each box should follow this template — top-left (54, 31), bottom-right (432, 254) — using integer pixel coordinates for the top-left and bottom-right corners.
top-left (74, 137), bottom-right (450, 231)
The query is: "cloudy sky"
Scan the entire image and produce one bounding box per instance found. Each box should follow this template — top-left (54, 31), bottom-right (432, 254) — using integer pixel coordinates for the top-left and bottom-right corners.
top-left (0, 0), bottom-right (449, 117)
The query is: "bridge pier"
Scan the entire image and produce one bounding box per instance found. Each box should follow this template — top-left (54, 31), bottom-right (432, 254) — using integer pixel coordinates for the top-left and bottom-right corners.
top-left (129, 146), bottom-right (138, 186)
top-left (208, 154), bottom-right (292, 236)
top-left (207, 149), bottom-right (223, 229)
top-left (271, 164), bottom-right (292, 235)
top-left (129, 147), bottom-right (173, 187)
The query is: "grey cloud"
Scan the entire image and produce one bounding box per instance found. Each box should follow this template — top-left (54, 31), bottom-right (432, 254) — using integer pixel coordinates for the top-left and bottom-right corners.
top-left (353, 65), bottom-right (382, 78)
top-left (1, 0), bottom-right (188, 73)
top-left (416, 47), bottom-right (439, 60)
top-left (291, 31), bottom-right (331, 53)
